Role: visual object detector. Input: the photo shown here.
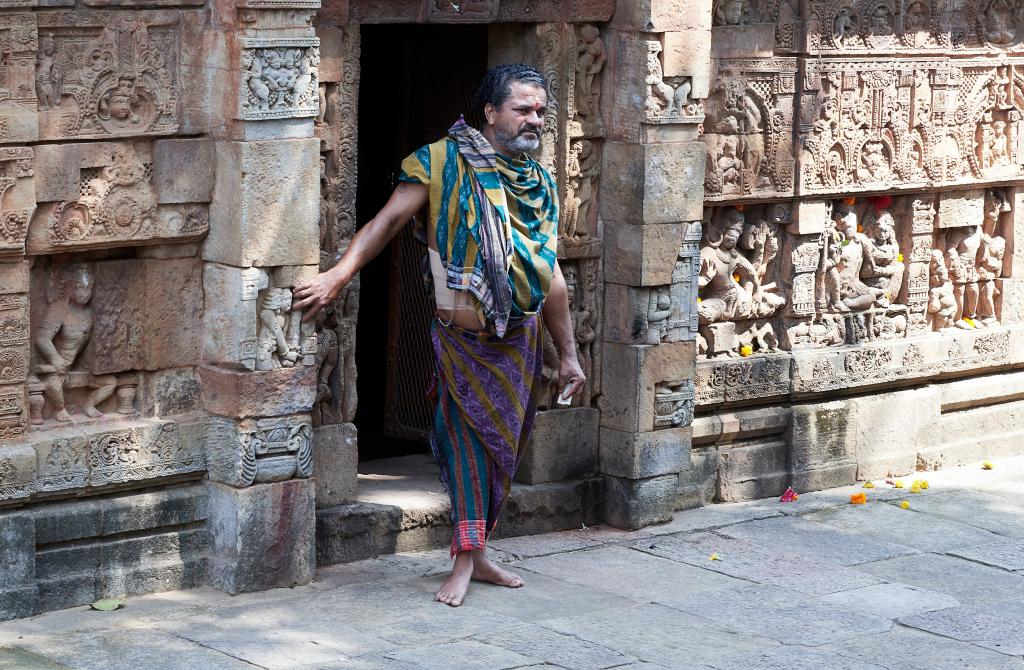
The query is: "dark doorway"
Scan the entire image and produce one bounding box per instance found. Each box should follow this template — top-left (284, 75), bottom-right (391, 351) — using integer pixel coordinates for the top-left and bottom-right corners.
top-left (354, 24), bottom-right (489, 461)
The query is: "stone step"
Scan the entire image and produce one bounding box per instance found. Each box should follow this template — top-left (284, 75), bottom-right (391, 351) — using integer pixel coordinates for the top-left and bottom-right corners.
top-left (315, 454), bottom-right (603, 565)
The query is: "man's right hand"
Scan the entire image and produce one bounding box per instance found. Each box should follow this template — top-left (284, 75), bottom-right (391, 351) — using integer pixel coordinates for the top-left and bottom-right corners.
top-left (293, 267), bottom-right (346, 322)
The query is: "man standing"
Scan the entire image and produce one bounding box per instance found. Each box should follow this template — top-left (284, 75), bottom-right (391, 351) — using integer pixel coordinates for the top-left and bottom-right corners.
top-left (294, 64), bottom-right (585, 607)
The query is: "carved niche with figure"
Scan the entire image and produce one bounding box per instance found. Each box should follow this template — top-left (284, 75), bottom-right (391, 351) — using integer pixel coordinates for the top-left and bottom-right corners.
top-left (703, 58), bottom-right (797, 201)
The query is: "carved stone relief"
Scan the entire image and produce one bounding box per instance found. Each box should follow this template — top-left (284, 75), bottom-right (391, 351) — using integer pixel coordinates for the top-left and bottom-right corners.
top-left (644, 40), bottom-right (703, 124)
top-left (572, 24), bottom-right (605, 131)
top-left (560, 138), bottom-right (601, 247)
top-left (35, 12), bottom-right (180, 140)
top-left (429, 0), bottom-right (498, 21)
top-left (0, 147), bottom-right (35, 257)
top-left (654, 379), bottom-right (695, 428)
top-left (27, 262), bottom-right (139, 427)
top-left (703, 58), bottom-right (797, 201)
top-left (27, 143), bottom-right (207, 253)
top-left (207, 414), bottom-right (312, 488)
top-left (698, 205), bottom-right (787, 358)
top-left (240, 38), bottom-right (320, 121)
top-left (0, 14), bottom-right (38, 144)
top-left (799, 58), bottom-right (1024, 195)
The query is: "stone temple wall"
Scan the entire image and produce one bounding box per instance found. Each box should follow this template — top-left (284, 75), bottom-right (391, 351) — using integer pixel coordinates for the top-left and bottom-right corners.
top-left (5, 0), bottom-right (1022, 620)
top-left (688, 0), bottom-right (1024, 505)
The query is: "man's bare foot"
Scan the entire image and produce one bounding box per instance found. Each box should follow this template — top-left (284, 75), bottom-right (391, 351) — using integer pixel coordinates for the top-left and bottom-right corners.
top-left (436, 551), bottom-right (473, 607)
top-left (472, 554), bottom-right (524, 588)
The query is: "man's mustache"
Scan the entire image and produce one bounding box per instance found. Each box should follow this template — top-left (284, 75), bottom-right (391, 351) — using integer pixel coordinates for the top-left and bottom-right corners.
top-left (519, 125), bottom-right (542, 135)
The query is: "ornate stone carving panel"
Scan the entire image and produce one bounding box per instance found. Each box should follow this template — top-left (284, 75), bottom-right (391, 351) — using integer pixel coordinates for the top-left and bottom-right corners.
top-left (240, 37), bottom-right (320, 121)
top-left (27, 143), bottom-right (208, 254)
top-left (0, 14), bottom-right (38, 144)
top-left (799, 58), bottom-right (1024, 195)
top-left (703, 58), bottom-right (797, 202)
top-left (35, 11), bottom-right (181, 141)
top-left (540, 257), bottom-right (602, 409)
top-left (206, 414), bottom-right (312, 488)
top-left (0, 147), bottom-right (35, 258)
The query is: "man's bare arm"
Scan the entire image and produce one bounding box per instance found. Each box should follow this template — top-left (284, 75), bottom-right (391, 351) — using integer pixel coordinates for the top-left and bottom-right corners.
top-left (542, 261), bottom-right (586, 398)
top-left (294, 182), bottom-right (429, 320)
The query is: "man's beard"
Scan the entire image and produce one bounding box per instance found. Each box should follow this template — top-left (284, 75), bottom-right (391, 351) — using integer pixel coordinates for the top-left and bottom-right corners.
top-left (495, 125), bottom-right (542, 154)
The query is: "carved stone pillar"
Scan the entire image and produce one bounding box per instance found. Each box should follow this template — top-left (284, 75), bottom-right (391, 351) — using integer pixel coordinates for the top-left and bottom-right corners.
top-left (200, 0), bottom-right (321, 593)
top-left (598, 1), bottom-right (710, 529)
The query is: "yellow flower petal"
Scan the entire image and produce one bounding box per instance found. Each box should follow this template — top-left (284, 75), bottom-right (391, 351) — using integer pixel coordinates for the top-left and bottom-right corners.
top-left (893, 480), bottom-right (904, 488)
top-left (710, 553), bottom-right (721, 561)
top-left (983, 461), bottom-right (994, 470)
top-left (899, 500), bottom-right (910, 510)
top-left (920, 480), bottom-right (929, 489)
top-left (863, 481), bottom-right (876, 489)
top-left (850, 493), bottom-right (867, 505)
top-left (910, 485), bottom-right (922, 494)
top-left (740, 345), bottom-right (753, 357)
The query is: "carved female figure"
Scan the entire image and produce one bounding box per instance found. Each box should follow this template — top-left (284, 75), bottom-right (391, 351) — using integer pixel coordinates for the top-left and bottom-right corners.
top-left (257, 287), bottom-right (300, 370)
top-left (646, 287), bottom-right (673, 344)
top-left (928, 249), bottom-right (956, 330)
top-left (945, 224), bottom-right (982, 327)
top-left (976, 191), bottom-right (1008, 325)
top-left (574, 25), bottom-right (605, 121)
top-left (862, 203), bottom-right (905, 301)
top-left (698, 209), bottom-right (756, 324)
top-left (644, 41), bottom-right (675, 117)
top-left (832, 201), bottom-right (887, 311)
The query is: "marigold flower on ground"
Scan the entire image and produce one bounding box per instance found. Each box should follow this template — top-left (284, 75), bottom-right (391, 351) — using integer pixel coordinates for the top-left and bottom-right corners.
top-left (850, 493), bottom-right (867, 505)
top-left (910, 484), bottom-right (922, 494)
top-left (740, 345), bottom-right (753, 357)
top-left (896, 253), bottom-right (904, 263)
top-left (899, 500), bottom-right (911, 510)
top-left (983, 461), bottom-right (994, 470)
top-left (893, 480), bottom-right (904, 488)
top-left (710, 553), bottom-right (721, 561)
top-left (863, 481), bottom-right (876, 489)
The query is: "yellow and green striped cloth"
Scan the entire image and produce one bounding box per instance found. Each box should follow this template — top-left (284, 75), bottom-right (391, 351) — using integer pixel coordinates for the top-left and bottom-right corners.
top-left (399, 123), bottom-right (558, 330)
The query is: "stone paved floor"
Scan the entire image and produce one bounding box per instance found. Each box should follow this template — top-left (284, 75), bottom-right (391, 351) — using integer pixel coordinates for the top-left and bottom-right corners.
top-left (3, 458), bottom-right (1024, 670)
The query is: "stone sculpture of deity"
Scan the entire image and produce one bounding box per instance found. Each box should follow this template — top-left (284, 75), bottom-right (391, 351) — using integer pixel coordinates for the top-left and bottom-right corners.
top-left (257, 287), bottom-right (300, 370)
top-left (574, 25), bottom-right (605, 121)
top-left (829, 200), bottom-right (889, 312)
top-left (928, 249), bottom-right (957, 330)
top-left (976, 190), bottom-right (1008, 326)
top-left (30, 264), bottom-right (119, 423)
top-left (644, 41), bottom-right (675, 118)
top-left (945, 223), bottom-right (983, 328)
top-left (646, 286), bottom-right (673, 344)
top-left (862, 201), bottom-right (905, 302)
top-left (35, 35), bottom-right (61, 110)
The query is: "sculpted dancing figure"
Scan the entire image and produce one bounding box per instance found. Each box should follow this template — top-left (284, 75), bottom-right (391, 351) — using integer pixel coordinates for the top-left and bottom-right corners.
top-left (294, 65), bottom-right (584, 608)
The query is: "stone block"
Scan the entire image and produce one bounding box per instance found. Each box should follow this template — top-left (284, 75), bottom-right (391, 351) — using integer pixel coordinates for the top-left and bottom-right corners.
top-left (603, 474), bottom-right (677, 530)
top-left (498, 478), bottom-right (603, 538)
top-left (273, 265), bottom-right (319, 288)
top-left (200, 365), bottom-right (316, 418)
top-left (202, 263), bottom-right (261, 370)
top-left (788, 201), bottom-right (830, 235)
top-left (516, 408), bottom-right (599, 485)
top-left (349, 0), bottom-right (424, 22)
top-left (0, 443), bottom-right (36, 502)
top-left (600, 341), bottom-right (695, 433)
top-left (85, 258), bottom-right (204, 374)
top-left (137, 368), bottom-right (202, 417)
top-left (152, 138), bottom-right (216, 204)
top-left (787, 400), bottom-right (859, 493)
top-left (313, 422), bottom-right (358, 507)
top-left (570, 0), bottom-right (615, 21)
top-left (315, 502), bottom-right (403, 565)
top-left (601, 142), bottom-right (705, 224)
top-left (717, 438), bottom-right (789, 502)
top-left (0, 511), bottom-right (36, 620)
top-left (610, 0), bottom-right (712, 31)
top-left (849, 386), bottom-right (939, 480)
top-left (663, 30), bottom-right (712, 98)
top-left (710, 24), bottom-right (775, 59)
top-left (938, 189), bottom-right (984, 228)
top-left (206, 478), bottom-right (316, 594)
top-left (691, 405), bottom-right (791, 446)
top-left (600, 426), bottom-right (691, 479)
top-left (676, 446), bottom-right (718, 510)
top-left (205, 139), bottom-right (320, 268)
top-left (0, 261), bottom-right (29, 295)
top-left (315, 25), bottom-right (347, 78)
top-left (604, 222), bottom-right (685, 286)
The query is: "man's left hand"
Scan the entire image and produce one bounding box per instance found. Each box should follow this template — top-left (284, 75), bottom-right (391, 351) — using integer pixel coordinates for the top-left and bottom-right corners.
top-left (558, 356), bottom-right (586, 401)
